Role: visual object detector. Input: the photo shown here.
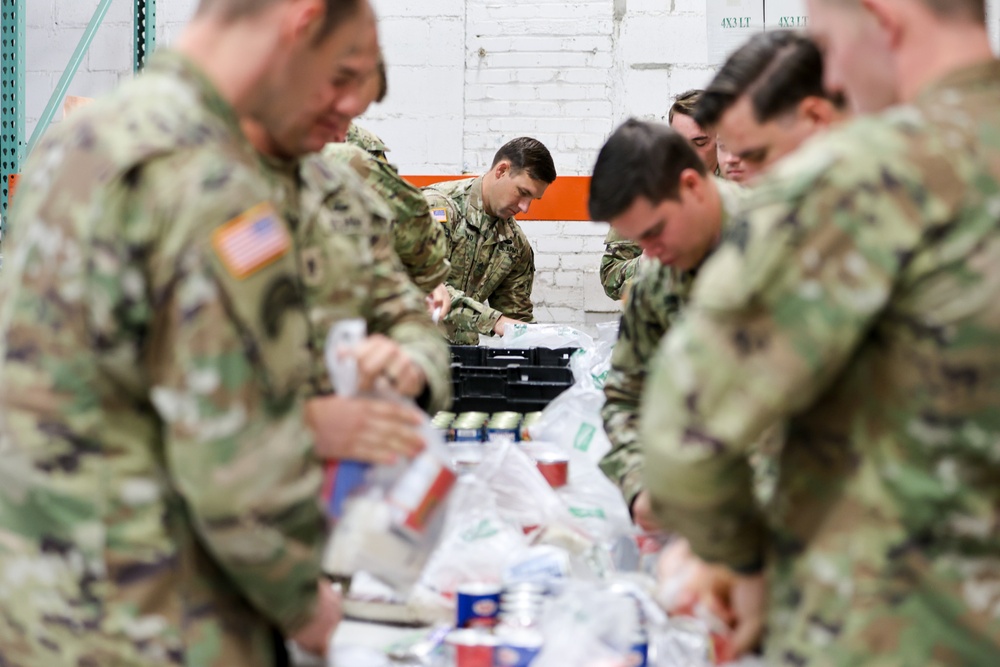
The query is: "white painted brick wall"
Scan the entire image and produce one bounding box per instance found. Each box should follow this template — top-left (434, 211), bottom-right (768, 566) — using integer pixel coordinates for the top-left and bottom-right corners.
top-left (25, 0), bottom-right (1000, 332)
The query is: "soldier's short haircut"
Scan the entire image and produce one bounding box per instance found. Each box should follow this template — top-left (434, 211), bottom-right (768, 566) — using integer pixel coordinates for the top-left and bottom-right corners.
top-left (589, 119), bottom-right (706, 223)
top-left (196, 0), bottom-right (363, 39)
top-left (374, 59), bottom-right (388, 104)
top-left (694, 30), bottom-right (844, 130)
top-left (492, 137), bottom-right (557, 184)
top-left (668, 89), bottom-right (705, 125)
top-left (824, 0), bottom-right (985, 23)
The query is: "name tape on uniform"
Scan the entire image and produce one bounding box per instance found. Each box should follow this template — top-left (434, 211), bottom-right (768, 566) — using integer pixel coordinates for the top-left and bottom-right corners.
top-left (212, 203), bottom-right (291, 279)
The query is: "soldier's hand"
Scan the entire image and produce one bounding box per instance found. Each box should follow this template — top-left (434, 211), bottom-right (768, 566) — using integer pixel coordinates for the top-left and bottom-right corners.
top-left (290, 580), bottom-right (343, 657)
top-left (493, 315), bottom-right (522, 336)
top-left (631, 490), bottom-right (663, 532)
top-left (427, 283), bottom-right (451, 321)
top-left (721, 572), bottom-right (766, 661)
top-left (353, 334), bottom-right (427, 399)
top-left (307, 395), bottom-right (425, 464)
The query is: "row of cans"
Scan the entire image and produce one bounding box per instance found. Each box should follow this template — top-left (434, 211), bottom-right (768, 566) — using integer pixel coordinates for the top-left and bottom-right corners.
top-left (433, 411), bottom-right (543, 443)
top-left (449, 582), bottom-right (547, 667)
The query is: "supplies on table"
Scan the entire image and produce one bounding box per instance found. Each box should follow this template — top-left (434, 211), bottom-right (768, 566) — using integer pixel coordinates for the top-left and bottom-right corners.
top-left (320, 320), bottom-right (459, 596)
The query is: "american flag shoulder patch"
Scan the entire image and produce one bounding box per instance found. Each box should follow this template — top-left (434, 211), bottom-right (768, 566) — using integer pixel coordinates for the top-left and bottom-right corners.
top-left (212, 203), bottom-right (291, 279)
top-left (431, 207), bottom-right (449, 224)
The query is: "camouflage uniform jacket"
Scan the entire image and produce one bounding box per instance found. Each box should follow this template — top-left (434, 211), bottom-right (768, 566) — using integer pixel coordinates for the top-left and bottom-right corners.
top-left (346, 122), bottom-right (388, 162)
top-left (641, 61), bottom-right (1000, 666)
top-left (422, 176), bottom-right (535, 344)
top-left (321, 139), bottom-right (451, 293)
top-left (600, 179), bottom-right (745, 507)
top-left (264, 155), bottom-right (451, 413)
top-left (599, 228), bottom-right (642, 300)
top-left (0, 51), bottom-right (324, 666)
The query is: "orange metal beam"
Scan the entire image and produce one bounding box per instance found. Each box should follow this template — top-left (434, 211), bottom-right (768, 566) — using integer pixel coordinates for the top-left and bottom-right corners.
top-left (404, 175), bottom-right (592, 222)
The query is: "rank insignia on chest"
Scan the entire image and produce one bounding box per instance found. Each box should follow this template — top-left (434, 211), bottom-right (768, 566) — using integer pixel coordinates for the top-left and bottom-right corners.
top-left (431, 207), bottom-right (449, 224)
top-left (212, 203), bottom-right (291, 279)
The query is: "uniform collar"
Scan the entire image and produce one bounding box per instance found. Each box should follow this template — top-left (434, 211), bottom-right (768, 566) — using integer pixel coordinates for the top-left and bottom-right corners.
top-left (144, 50), bottom-right (244, 141)
top-left (468, 175), bottom-right (517, 240)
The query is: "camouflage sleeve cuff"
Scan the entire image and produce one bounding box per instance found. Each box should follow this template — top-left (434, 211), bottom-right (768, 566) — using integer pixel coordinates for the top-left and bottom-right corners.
top-left (621, 468), bottom-right (644, 511)
top-left (409, 260), bottom-right (452, 294)
top-left (477, 307), bottom-right (504, 335)
top-left (401, 339), bottom-right (453, 414)
top-left (650, 497), bottom-right (769, 573)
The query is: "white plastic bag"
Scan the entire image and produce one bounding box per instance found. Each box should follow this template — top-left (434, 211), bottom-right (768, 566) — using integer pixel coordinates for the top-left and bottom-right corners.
top-left (497, 322), bottom-right (596, 350)
top-left (415, 476), bottom-right (529, 604)
top-left (475, 441), bottom-right (572, 532)
top-left (528, 383), bottom-right (613, 464)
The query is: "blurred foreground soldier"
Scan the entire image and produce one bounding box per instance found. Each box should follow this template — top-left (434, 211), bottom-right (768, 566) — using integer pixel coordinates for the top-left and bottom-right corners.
top-left (241, 8), bottom-right (452, 466)
top-left (322, 59), bottom-right (452, 309)
top-left (696, 30), bottom-right (849, 182)
top-left (0, 0), bottom-right (367, 663)
top-left (424, 138), bottom-right (556, 344)
top-left (591, 121), bottom-right (747, 530)
top-left (641, 0), bottom-right (1000, 664)
top-left (599, 90), bottom-right (721, 301)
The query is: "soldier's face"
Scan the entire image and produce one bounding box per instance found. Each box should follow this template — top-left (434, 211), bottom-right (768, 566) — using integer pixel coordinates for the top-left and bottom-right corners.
top-left (304, 22), bottom-right (382, 151)
top-left (610, 171), bottom-right (720, 271)
top-left (252, 1), bottom-right (369, 145)
top-left (807, 0), bottom-right (899, 113)
top-left (717, 140), bottom-right (747, 183)
top-left (490, 164), bottom-right (550, 219)
top-left (716, 95), bottom-right (842, 182)
top-left (670, 113), bottom-right (719, 174)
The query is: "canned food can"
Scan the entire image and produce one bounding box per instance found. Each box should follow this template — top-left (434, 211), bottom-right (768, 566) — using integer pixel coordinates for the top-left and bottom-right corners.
top-left (454, 427), bottom-right (484, 443)
top-left (456, 582), bottom-right (503, 628)
top-left (534, 453), bottom-right (569, 488)
top-left (486, 426), bottom-right (519, 443)
top-left (445, 628), bottom-right (498, 667)
top-left (494, 627), bottom-right (544, 667)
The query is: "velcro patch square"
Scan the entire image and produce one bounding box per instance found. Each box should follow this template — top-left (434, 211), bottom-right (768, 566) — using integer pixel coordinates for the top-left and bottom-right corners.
top-left (212, 203), bottom-right (291, 279)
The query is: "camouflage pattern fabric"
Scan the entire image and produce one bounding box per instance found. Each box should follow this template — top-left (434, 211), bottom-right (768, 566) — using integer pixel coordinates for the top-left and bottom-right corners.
top-left (600, 179), bottom-right (745, 508)
top-left (599, 228), bottom-right (642, 300)
top-left (321, 140), bottom-right (451, 293)
top-left (422, 176), bottom-right (535, 345)
top-left (345, 122), bottom-right (388, 162)
top-left (263, 154), bottom-right (451, 413)
top-left (641, 61), bottom-right (1000, 665)
top-left (0, 51), bottom-right (323, 666)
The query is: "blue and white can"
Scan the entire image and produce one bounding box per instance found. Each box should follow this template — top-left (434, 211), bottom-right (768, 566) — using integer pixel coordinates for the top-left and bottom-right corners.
top-left (456, 582), bottom-right (502, 628)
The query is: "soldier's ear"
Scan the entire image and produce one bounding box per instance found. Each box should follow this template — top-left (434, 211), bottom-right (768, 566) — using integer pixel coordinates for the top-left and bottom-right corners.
top-left (494, 161), bottom-right (510, 179)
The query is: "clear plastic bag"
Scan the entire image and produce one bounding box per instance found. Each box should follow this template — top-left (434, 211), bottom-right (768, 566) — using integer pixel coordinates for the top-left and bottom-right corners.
top-left (528, 383), bottom-right (613, 464)
top-left (494, 322), bottom-right (596, 350)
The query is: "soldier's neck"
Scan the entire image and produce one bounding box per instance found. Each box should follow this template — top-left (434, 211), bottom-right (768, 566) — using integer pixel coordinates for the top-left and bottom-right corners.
top-left (898, 26), bottom-right (994, 103)
top-left (175, 16), bottom-right (280, 118)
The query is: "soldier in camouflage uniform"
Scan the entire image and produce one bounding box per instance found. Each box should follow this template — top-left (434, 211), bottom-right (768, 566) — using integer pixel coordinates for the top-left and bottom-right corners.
top-left (640, 0), bottom-right (1000, 663)
top-left (601, 32), bottom-right (847, 532)
top-left (591, 121), bottom-right (747, 530)
top-left (241, 10), bottom-right (451, 466)
top-left (0, 0), bottom-right (368, 664)
top-left (599, 90), bottom-right (719, 301)
top-left (423, 137), bottom-right (556, 345)
top-left (324, 135), bottom-right (451, 295)
top-left (598, 228), bottom-right (644, 301)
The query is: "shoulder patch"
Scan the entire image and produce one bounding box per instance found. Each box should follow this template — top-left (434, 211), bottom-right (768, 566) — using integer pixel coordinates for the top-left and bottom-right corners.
top-left (431, 207), bottom-right (449, 224)
top-left (212, 203), bottom-right (291, 279)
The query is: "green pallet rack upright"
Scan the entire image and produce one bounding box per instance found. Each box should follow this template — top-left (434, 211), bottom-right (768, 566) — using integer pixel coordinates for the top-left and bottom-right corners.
top-left (1, 0), bottom-right (25, 259)
top-left (0, 0), bottom-right (156, 264)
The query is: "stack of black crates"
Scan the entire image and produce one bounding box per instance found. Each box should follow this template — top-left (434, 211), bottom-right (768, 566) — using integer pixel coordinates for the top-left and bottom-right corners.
top-left (450, 345), bottom-right (578, 413)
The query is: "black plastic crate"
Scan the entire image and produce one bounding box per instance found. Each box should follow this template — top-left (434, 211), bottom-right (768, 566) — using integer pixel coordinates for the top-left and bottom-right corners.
top-left (451, 395), bottom-right (514, 413)
top-left (484, 348), bottom-right (533, 367)
top-left (450, 345), bottom-right (485, 366)
top-left (457, 366), bottom-right (507, 398)
top-left (534, 347), bottom-right (578, 368)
